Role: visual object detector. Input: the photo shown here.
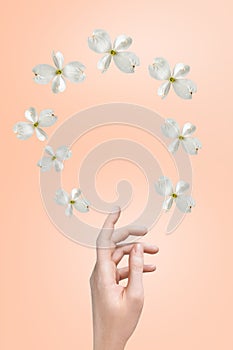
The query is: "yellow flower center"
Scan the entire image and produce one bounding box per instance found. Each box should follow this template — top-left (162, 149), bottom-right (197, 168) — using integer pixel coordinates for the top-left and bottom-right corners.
top-left (70, 200), bottom-right (75, 204)
top-left (110, 50), bottom-right (117, 55)
top-left (169, 77), bottom-right (176, 83)
top-left (56, 69), bottom-right (62, 75)
top-left (52, 156), bottom-right (56, 161)
top-left (34, 122), bottom-right (39, 127)
top-left (172, 193), bottom-right (177, 198)
top-left (178, 135), bottom-right (184, 140)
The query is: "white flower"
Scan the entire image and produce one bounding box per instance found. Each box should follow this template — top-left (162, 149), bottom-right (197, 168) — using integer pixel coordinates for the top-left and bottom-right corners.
top-left (161, 118), bottom-right (202, 155)
top-left (54, 188), bottom-right (90, 216)
top-left (88, 29), bottom-right (140, 73)
top-left (13, 107), bottom-right (57, 141)
top-left (148, 57), bottom-right (197, 99)
top-left (37, 145), bottom-right (72, 172)
top-left (32, 51), bottom-right (86, 93)
top-left (155, 176), bottom-right (195, 213)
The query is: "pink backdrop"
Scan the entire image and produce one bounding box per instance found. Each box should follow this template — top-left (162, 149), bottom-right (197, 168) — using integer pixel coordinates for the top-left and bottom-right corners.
top-left (1, 0), bottom-right (233, 349)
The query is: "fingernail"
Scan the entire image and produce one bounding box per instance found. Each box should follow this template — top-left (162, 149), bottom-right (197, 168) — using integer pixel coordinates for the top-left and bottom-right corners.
top-left (111, 205), bottom-right (120, 213)
top-left (134, 243), bottom-right (142, 255)
top-left (148, 264), bottom-right (157, 270)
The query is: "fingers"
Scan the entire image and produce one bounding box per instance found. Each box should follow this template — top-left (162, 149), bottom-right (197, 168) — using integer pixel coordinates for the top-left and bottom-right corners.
top-left (96, 206), bottom-right (121, 262)
top-left (116, 264), bottom-right (156, 283)
top-left (102, 206), bottom-right (121, 230)
top-left (125, 244), bottom-right (144, 300)
top-left (112, 243), bottom-right (159, 265)
top-left (111, 225), bottom-right (148, 244)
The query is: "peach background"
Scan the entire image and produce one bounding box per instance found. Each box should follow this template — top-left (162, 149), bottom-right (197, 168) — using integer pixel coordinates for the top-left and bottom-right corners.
top-left (1, 0), bottom-right (233, 349)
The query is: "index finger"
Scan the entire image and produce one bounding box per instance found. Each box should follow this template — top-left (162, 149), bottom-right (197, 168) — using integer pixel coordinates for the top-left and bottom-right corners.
top-left (96, 206), bottom-right (121, 262)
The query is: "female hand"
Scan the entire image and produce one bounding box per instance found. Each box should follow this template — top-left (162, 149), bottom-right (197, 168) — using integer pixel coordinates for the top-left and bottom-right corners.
top-left (90, 207), bottom-right (159, 350)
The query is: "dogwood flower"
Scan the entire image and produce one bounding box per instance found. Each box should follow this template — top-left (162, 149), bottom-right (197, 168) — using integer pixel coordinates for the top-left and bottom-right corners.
top-left (54, 188), bottom-right (90, 216)
top-left (148, 57), bottom-right (197, 99)
top-left (37, 145), bottom-right (72, 172)
top-left (13, 107), bottom-right (57, 141)
top-left (161, 118), bottom-right (202, 155)
top-left (88, 29), bottom-right (140, 73)
top-left (32, 51), bottom-right (86, 93)
top-left (155, 176), bottom-right (195, 213)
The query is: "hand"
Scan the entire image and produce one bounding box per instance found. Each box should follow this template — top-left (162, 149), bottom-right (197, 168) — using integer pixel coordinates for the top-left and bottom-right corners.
top-left (90, 207), bottom-right (159, 350)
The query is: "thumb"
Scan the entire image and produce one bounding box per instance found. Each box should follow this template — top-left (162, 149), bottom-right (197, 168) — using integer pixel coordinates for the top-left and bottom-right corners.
top-left (126, 243), bottom-right (144, 300)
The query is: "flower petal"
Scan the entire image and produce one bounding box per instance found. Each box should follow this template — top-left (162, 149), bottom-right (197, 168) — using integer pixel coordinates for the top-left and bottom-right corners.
top-left (37, 157), bottom-right (53, 172)
top-left (54, 188), bottom-right (69, 206)
top-left (35, 127), bottom-right (47, 141)
top-left (175, 180), bottom-right (189, 195)
top-left (25, 107), bottom-right (38, 123)
top-left (182, 137), bottom-right (202, 155)
top-left (32, 64), bottom-right (56, 84)
top-left (63, 62), bottom-right (86, 83)
top-left (13, 122), bottom-right (34, 140)
top-left (173, 79), bottom-right (197, 99)
top-left (113, 52), bottom-right (140, 73)
top-left (155, 176), bottom-right (173, 196)
top-left (182, 122), bottom-right (196, 137)
top-left (148, 57), bottom-right (171, 80)
top-left (173, 63), bottom-right (190, 78)
top-left (39, 109), bottom-right (57, 127)
top-left (74, 198), bottom-right (90, 213)
top-left (168, 139), bottom-right (180, 153)
top-left (176, 195), bottom-right (195, 213)
top-left (54, 159), bottom-right (64, 172)
top-left (51, 75), bottom-right (66, 94)
top-left (55, 146), bottom-right (72, 160)
top-left (97, 54), bottom-right (112, 73)
top-left (45, 145), bottom-right (55, 156)
top-left (113, 35), bottom-right (132, 51)
top-left (52, 51), bottom-right (64, 70)
top-left (162, 197), bottom-right (173, 211)
top-left (65, 204), bottom-right (73, 216)
top-left (192, 137), bottom-right (202, 150)
top-left (161, 118), bottom-right (180, 138)
top-left (157, 81), bottom-right (171, 99)
top-left (88, 29), bottom-right (112, 53)
top-left (71, 188), bottom-right (81, 201)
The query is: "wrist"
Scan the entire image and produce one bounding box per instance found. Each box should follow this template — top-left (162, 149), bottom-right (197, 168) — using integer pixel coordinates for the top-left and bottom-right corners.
top-left (93, 334), bottom-right (126, 350)
top-left (94, 343), bottom-right (125, 350)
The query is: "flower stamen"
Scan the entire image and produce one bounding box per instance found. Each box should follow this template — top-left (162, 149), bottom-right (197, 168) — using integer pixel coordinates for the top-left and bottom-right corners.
top-left (56, 69), bottom-right (62, 75)
top-left (169, 77), bottom-right (176, 83)
top-left (33, 122), bottom-right (39, 127)
top-left (110, 50), bottom-right (117, 56)
top-left (70, 200), bottom-right (75, 204)
top-left (172, 193), bottom-right (177, 198)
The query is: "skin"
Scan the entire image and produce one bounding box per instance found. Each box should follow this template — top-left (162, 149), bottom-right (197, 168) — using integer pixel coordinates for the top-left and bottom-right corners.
top-left (90, 207), bottom-right (159, 350)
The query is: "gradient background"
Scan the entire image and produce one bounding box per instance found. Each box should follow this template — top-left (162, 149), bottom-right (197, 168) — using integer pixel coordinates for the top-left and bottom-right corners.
top-left (1, 0), bottom-right (233, 349)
